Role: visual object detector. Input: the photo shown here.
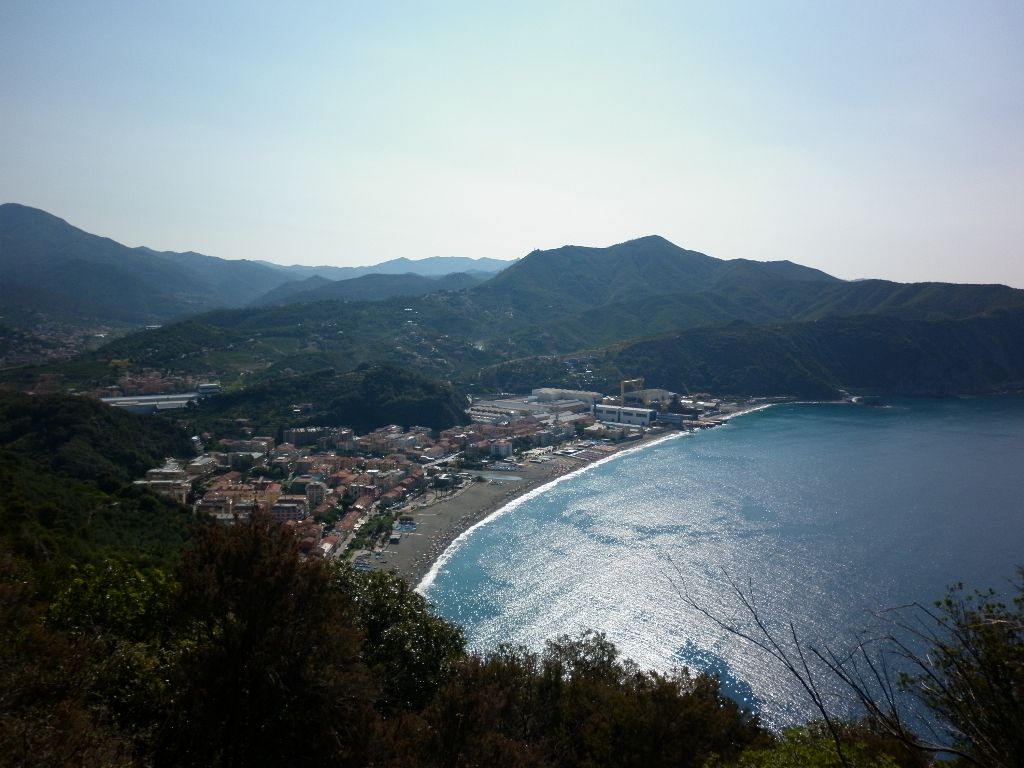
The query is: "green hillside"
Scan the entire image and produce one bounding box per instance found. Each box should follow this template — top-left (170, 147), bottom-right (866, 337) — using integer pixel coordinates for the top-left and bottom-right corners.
top-left (611, 309), bottom-right (1024, 397)
top-left (0, 391), bottom-right (196, 575)
top-left (247, 274), bottom-right (336, 305)
top-left (0, 203), bottom-right (292, 325)
top-left (5, 232), bottom-right (1024, 404)
top-left (0, 204), bottom-right (508, 332)
top-left (252, 270), bottom-right (484, 307)
top-left (192, 363), bottom-right (470, 435)
top-left (0, 391), bottom-right (194, 485)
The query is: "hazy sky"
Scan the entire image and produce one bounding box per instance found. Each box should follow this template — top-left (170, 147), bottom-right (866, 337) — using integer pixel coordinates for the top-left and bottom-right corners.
top-left (2, 1), bottom-right (1022, 286)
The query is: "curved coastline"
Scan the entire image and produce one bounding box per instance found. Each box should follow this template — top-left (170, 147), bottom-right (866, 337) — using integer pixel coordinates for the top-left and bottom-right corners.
top-left (414, 429), bottom-right (689, 593)
top-left (414, 395), bottom-right (1024, 730)
top-left (411, 403), bottom-right (777, 594)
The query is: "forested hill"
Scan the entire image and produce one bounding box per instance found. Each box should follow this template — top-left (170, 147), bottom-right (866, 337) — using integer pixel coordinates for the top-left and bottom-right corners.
top-left (472, 234), bottom-right (840, 317)
top-left (193, 363), bottom-right (471, 435)
top-left (250, 270), bottom-right (484, 307)
top-left (473, 235), bottom-right (1022, 331)
top-left (0, 203), bottom-right (507, 328)
top-left (611, 308), bottom-right (1024, 398)
top-left (6, 230), bottom-right (1024, 401)
top-left (0, 391), bottom-right (196, 573)
top-left (0, 391), bottom-right (193, 485)
top-left (0, 203), bottom-right (290, 324)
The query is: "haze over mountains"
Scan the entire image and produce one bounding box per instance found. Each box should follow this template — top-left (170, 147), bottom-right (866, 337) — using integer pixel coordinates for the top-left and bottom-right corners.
top-left (0, 203), bottom-right (510, 326)
top-left (252, 271), bottom-right (487, 307)
top-left (3, 202), bottom-right (1023, 401)
top-left (257, 254), bottom-right (512, 282)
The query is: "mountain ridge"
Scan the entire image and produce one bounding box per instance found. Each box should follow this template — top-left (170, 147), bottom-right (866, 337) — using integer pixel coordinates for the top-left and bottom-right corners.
top-left (251, 271), bottom-right (486, 307)
top-left (0, 203), bottom-right (508, 327)
top-left (4, 203), bottom-right (1023, 403)
top-left (256, 254), bottom-right (512, 281)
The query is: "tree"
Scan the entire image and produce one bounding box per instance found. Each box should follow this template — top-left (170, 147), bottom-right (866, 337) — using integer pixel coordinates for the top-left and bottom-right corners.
top-left (153, 515), bottom-right (375, 768)
top-left (709, 724), bottom-right (905, 768)
top-left (817, 576), bottom-right (1024, 767)
top-left (0, 555), bottom-right (134, 767)
top-left (676, 569), bottom-right (1024, 767)
top-left (386, 631), bottom-right (766, 768)
top-left (333, 567), bottom-right (465, 714)
top-left (47, 558), bottom-right (170, 642)
top-left (46, 559), bottom-right (173, 743)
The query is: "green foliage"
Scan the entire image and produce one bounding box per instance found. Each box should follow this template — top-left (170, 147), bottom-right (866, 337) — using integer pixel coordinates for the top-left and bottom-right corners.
top-left (712, 725), bottom-right (903, 768)
top-left (9, 507), bottom-right (1010, 768)
top-left (44, 558), bottom-right (177, 743)
top-left (314, 505), bottom-right (344, 525)
top-left (372, 631), bottom-right (767, 768)
top-left (335, 567), bottom-right (466, 714)
top-left (47, 559), bottom-right (170, 642)
top-left (194, 362), bottom-right (469, 435)
top-left (0, 390), bottom-right (195, 579)
top-left (0, 390), bottom-right (193, 487)
top-left (475, 354), bottom-right (621, 395)
top-left (0, 450), bottom-right (193, 584)
top-left (156, 516), bottom-right (375, 767)
top-left (348, 509), bottom-right (399, 551)
top-left (248, 462), bottom-right (286, 481)
top-left (256, 270), bottom-right (483, 306)
top-left (610, 309), bottom-right (1024, 398)
top-left (898, 578), bottom-right (1024, 767)
top-left (0, 555), bottom-right (135, 767)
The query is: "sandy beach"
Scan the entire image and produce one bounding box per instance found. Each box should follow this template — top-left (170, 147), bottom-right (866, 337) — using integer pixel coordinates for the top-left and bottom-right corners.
top-left (358, 404), bottom-right (776, 587)
top-left (366, 430), bottom-right (686, 587)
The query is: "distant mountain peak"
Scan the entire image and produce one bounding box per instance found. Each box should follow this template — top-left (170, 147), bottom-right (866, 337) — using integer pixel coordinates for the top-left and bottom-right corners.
top-left (1, 201), bottom-right (73, 227)
top-left (1, 201), bottom-right (55, 215)
top-left (625, 234), bottom-right (673, 245)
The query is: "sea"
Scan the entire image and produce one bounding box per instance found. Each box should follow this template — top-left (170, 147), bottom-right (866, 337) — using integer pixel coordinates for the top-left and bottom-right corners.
top-left (419, 397), bottom-right (1024, 728)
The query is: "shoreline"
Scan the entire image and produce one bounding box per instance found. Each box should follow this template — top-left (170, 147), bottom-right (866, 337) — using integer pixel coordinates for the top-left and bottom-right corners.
top-left (414, 428), bottom-right (691, 592)
top-left (370, 405), bottom-right (775, 590)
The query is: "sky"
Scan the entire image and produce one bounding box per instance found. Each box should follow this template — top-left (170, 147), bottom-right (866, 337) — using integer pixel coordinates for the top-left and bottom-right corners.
top-left (2, 1), bottom-right (1022, 286)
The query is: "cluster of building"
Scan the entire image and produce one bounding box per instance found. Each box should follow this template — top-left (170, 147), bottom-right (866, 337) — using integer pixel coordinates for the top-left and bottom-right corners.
top-left (88, 369), bottom-right (219, 399)
top-left (468, 387), bottom-right (721, 440)
top-left (133, 384), bottom-right (726, 556)
top-left (0, 319), bottom-right (121, 370)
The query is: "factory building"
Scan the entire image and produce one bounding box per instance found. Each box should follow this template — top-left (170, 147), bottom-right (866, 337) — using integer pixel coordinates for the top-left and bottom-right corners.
top-left (592, 405), bottom-right (657, 426)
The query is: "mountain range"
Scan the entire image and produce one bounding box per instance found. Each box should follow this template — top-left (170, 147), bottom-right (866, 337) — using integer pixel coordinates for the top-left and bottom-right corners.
top-left (3, 204), bottom-right (1023, 404)
top-left (256, 254), bottom-right (511, 281)
top-left (0, 203), bottom-right (510, 327)
top-left (251, 271), bottom-right (487, 307)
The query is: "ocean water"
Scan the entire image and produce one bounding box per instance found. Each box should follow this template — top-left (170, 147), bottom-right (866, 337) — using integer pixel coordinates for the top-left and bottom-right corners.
top-left (420, 398), bottom-right (1024, 726)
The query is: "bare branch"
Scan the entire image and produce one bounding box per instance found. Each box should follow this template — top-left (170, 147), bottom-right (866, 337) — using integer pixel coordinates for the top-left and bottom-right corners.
top-left (666, 560), bottom-right (1024, 768)
top-left (666, 560), bottom-right (853, 768)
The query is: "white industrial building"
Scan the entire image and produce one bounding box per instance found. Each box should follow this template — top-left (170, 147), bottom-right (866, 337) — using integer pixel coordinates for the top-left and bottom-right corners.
top-left (592, 405), bottom-right (657, 426)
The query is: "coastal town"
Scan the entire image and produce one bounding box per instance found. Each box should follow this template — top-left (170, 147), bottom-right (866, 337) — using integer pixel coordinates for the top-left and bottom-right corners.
top-left (128, 384), bottom-right (740, 584)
